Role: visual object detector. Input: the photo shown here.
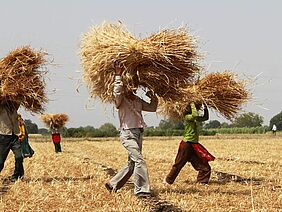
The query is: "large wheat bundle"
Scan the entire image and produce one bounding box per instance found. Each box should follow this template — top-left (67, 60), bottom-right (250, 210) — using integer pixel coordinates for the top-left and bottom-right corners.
top-left (80, 22), bottom-right (200, 102)
top-left (158, 71), bottom-right (250, 121)
top-left (0, 46), bottom-right (48, 113)
top-left (41, 113), bottom-right (69, 129)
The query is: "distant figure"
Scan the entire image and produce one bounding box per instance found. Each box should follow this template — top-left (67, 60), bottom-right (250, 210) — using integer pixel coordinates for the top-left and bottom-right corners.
top-left (50, 122), bottom-right (62, 153)
top-left (272, 124), bottom-right (277, 135)
top-left (164, 102), bottom-right (215, 185)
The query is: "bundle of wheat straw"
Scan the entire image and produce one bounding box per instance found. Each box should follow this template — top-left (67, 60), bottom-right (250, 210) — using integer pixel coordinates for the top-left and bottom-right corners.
top-left (0, 46), bottom-right (48, 113)
top-left (53, 113), bottom-right (69, 128)
top-left (41, 113), bottom-right (69, 129)
top-left (40, 114), bottom-right (53, 127)
top-left (80, 22), bottom-right (201, 102)
top-left (158, 71), bottom-right (250, 121)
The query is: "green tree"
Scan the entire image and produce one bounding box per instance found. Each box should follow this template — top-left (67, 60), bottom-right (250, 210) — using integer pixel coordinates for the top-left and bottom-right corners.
top-left (99, 123), bottom-right (119, 137)
top-left (232, 112), bottom-right (263, 128)
top-left (204, 120), bottom-right (221, 129)
top-left (38, 128), bottom-right (49, 135)
top-left (158, 119), bottom-right (184, 130)
top-left (269, 111), bottom-right (282, 131)
top-left (24, 119), bottom-right (38, 134)
top-left (221, 122), bottom-right (230, 128)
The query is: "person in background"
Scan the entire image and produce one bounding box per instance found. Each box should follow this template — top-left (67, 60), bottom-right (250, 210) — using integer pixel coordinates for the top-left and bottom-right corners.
top-left (0, 101), bottom-right (24, 182)
top-left (50, 121), bottom-right (62, 153)
top-left (18, 114), bottom-right (34, 158)
top-left (164, 102), bottom-right (215, 185)
top-left (272, 124), bottom-right (277, 135)
top-left (105, 64), bottom-right (158, 198)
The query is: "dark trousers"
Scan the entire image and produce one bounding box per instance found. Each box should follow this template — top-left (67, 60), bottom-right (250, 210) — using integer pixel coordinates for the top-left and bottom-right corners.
top-left (166, 141), bottom-right (211, 184)
top-left (0, 134), bottom-right (24, 178)
top-left (54, 143), bottom-right (62, 153)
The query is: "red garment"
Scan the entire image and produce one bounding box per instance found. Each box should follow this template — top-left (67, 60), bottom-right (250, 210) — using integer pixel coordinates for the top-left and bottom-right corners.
top-left (52, 133), bottom-right (61, 144)
top-left (166, 140), bottom-right (212, 184)
top-left (191, 143), bottom-right (215, 162)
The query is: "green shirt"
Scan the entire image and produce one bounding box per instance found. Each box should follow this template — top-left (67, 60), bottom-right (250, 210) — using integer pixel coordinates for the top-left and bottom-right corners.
top-left (183, 103), bottom-right (209, 143)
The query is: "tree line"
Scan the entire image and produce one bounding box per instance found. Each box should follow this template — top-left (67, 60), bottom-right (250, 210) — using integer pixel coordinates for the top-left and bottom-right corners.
top-left (24, 111), bottom-right (282, 137)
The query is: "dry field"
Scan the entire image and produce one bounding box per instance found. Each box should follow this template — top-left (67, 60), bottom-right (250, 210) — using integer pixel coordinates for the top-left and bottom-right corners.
top-left (0, 135), bottom-right (281, 211)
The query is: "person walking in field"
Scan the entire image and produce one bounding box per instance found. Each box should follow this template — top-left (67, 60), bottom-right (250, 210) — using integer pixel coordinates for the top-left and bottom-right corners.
top-left (272, 124), bottom-right (277, 135)
top-left (164, 102), bottom-right (215, 185)
top-left (41, 113), bottom-right (68, 153)
top-left (0, 101), bottom-right (24, 182)
top-left (50, 122), bottom-right (62, 153)
top-left (105, 64), bottom-right (158, 198)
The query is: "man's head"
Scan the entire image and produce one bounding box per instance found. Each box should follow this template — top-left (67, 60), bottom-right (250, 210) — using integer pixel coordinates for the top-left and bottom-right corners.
top-left (5, 101), bottom-right (20, 112)
top-left (184, 104), bottom-right (192, 115)
top-left (195, 103), bottom-right (202, 110)
top-left (53, 123), bottom-right (59, 129)
top-left (184, 102), bottom-right (202, 115)
top-left (125, 89), bottom-right (137, 100)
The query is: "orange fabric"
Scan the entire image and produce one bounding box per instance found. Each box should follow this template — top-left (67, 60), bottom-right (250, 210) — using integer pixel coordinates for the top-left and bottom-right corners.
top-left (17, 114), bottom-right (25, 142)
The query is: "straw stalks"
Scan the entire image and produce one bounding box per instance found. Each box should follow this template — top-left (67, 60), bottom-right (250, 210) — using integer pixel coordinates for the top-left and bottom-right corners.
top-left (0, 46), bottom-right (48, 113)
top-left (41, 113), bottom-right (69, 129)
top-left (80, 22), bottom-right (250, 120)
top-left (80, 22), bottom-right (201, 102)
top-left (158, 71), bottom-right (250, 120)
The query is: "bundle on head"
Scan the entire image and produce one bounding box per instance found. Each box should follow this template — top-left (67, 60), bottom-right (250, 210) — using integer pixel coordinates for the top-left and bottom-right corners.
top-left (40, 114), bottom-right (53, 127)
top-left (41, 113), bottom-right (69, 129)
top-left (52, 113), bottom-right (69, 128)
top-left (80, 22), bottom-right (201, 102)
top-left (0, 46), bottom-right (48, 113)
top-left (158, 71), bottom-right (250, 121)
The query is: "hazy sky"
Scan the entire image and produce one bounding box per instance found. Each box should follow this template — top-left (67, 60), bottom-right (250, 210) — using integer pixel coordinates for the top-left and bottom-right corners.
top-left (1, 0), bottom-right (281, 128)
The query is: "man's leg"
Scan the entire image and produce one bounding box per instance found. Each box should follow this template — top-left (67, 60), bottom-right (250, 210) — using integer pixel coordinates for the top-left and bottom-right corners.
top-left (165, 141), bottom-right (191, 184)
top-left (109, 156), bottom-right (134, 191)
top-left (58, 143), bottom-right (62, 152)
top-left (0, 135), bottom-right (12, 173)
top-left (108, 129), bottom-right (150, 194)
top-left (54, 143), bottom-right (60, 153)
top-left (108, 129), bottom-right (136, 191)
top-left (190, 151), bottom-right (211, 184)
top-left (131, 128), bottom-right (150, 195)
top-left (10, 135), bottom-right (24, 179)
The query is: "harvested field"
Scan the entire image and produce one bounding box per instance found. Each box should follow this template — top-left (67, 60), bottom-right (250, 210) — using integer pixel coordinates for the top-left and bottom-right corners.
top-left (0, 135), bottom-right (281, 211)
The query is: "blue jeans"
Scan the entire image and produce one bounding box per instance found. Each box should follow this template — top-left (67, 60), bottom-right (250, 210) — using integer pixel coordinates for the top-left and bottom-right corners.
top-left (0, 134), bottom-right (24, 179)
top-left (109, 128), bottom-right (150, 194)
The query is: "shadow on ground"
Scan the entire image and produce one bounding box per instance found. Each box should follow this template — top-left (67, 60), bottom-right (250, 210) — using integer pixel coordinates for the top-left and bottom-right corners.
top-left (213, 171), bottom-right (263, 185)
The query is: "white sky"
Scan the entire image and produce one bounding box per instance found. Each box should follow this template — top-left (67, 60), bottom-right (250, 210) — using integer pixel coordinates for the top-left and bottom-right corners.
top-left (0, 0), bottom-right (281, 128)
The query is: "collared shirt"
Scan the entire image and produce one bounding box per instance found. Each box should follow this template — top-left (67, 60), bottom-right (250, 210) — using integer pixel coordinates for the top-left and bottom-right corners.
top-left (113, 76), bottom-right (158, 130)
top-left (0, 104), bottom-right (20, 135)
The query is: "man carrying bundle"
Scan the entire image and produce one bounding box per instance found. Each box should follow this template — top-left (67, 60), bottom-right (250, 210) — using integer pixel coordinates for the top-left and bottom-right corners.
top-left (40, 113), bottom-right (68, 153)
top-left (0, 101), bottom-right (24, 182)
top-left (105, 64), bottom-right (158, 198)
top-left (164, 102), bottom-right (215, 185)
top-left (50, 122), bottom-right (62, 153)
